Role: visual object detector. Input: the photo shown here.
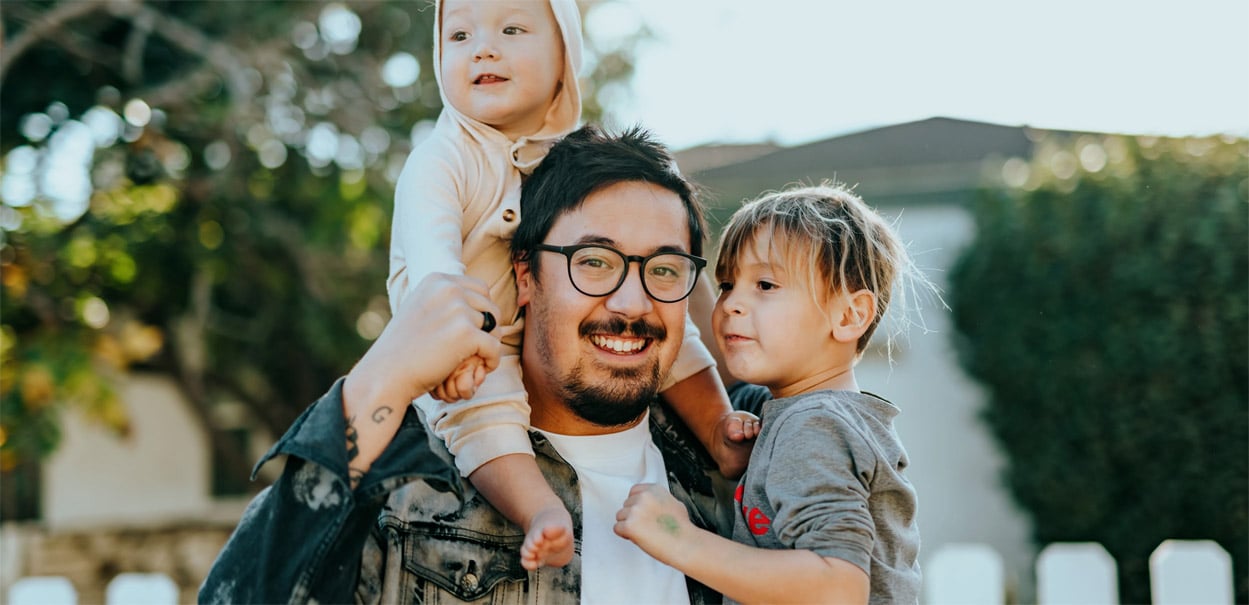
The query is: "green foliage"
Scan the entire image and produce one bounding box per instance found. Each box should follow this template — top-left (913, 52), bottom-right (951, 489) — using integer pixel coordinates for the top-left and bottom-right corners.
top-left (949, 134), bottom-right (1248, 602)
top-left (0, 0), bottom-right (643, 491)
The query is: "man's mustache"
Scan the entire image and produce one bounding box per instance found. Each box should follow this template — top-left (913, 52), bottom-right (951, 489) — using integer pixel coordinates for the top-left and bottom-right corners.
top-left (579, 317), bottom-right (667, 341)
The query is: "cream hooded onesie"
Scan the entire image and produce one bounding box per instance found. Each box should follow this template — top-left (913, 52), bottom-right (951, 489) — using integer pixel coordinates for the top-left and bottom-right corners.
top-left (388, 0), bottom-right (715, 477)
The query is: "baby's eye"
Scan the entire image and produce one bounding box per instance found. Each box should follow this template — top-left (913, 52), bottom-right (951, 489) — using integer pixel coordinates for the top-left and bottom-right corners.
top-left (502, 26), bottom-right (524, 35)
top-left (757, 281), bottom-right (778, 291)
top-left (448, 31), bottom-right (468, 42)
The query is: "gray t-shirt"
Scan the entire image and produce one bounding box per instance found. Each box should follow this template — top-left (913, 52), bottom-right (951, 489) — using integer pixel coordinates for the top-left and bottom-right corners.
top-left (730, 389), bottom-right (921, 604)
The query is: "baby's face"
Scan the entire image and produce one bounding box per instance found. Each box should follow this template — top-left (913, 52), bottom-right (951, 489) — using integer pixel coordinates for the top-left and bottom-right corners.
top-left (439, 0), bottom-right (565, 140)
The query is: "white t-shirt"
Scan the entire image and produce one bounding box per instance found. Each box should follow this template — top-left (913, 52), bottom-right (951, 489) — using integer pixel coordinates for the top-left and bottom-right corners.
top-left (538, 413), bottom-right (691, 605)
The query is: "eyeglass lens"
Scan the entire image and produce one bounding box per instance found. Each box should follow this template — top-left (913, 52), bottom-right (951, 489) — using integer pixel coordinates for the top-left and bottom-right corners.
top-left (568, 246), bottom-right (696, 302)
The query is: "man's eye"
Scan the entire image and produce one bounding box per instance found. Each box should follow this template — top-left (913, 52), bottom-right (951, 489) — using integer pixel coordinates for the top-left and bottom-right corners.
top-left (577, 256), bottom-right (614, 270)
top-left (648, 264), bottom-right (680, 279)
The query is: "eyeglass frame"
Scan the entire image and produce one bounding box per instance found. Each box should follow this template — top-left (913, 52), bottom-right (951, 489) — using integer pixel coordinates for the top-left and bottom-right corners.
top-left (532, 243), bottom-right (708, 303)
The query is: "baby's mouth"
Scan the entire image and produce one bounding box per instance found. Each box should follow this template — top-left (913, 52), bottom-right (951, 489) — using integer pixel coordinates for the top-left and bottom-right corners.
top-left (474, 74), bottom-right (507, 84)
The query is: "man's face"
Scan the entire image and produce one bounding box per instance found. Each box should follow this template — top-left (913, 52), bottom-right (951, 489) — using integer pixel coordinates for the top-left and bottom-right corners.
top-left (516, 180), bottom-right (691, 435)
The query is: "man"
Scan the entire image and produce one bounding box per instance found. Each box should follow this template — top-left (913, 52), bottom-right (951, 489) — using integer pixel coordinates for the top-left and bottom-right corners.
top-left (200, 125), bottom-right (737, 604)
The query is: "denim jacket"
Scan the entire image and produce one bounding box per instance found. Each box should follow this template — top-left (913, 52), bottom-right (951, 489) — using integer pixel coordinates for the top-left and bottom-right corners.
top-left (199, 378), bottom-right (735, 604)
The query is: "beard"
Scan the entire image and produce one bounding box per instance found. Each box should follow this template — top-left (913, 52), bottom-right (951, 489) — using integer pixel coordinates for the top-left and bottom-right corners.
top-left (536, 313), bottom-right (669, 428)
top-left (560, 359), bottom-right (661, 427)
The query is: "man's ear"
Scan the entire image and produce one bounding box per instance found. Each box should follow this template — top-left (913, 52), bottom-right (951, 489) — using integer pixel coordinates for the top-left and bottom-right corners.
top-left (515, 259), bottom-right (533, 307)
top-left (831, 289), bottom-right (877, 343)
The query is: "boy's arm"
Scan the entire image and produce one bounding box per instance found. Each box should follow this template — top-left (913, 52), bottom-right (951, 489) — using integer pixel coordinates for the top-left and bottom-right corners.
top-left (661, 367), bottom-right (757, 478)
top-left (614, 484), bottom-right (868, 604)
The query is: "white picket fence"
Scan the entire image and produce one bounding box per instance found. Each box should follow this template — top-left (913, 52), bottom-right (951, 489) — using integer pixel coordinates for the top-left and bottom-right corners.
top-left (928, 540), bottom-right (1235, 605)
top-left (6, 540), bottom-right (1237, 604)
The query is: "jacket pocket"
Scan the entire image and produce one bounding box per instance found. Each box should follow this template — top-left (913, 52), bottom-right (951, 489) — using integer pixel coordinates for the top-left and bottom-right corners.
top-left (393, 520), bottom-right (528, 603)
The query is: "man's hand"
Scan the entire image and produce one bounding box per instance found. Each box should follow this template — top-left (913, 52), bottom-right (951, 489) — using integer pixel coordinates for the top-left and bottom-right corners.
top-left (342, 273), bottom-right (502, 486)
top-left (347, 274), bottom-right (501, 410)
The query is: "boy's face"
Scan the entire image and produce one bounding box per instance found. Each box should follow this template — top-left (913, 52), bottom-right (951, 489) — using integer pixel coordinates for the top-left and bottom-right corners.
top-left (712, 231), bottom-right (846, 397)
top-left (440, 0), bottom-right (565, 140)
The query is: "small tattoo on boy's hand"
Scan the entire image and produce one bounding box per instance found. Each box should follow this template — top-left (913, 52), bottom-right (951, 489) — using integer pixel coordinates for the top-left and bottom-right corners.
top-left (658, 514), bottom-right (679, 536)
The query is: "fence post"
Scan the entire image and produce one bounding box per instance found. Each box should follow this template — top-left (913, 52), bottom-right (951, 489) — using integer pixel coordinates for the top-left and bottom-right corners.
top-left (106, 573), bottom-right (179, 605)
top-left (1036, 542), bottom-right (1118, 605)
top-left (7, 576), bottom-right (77, 605)
top-left (926, 543), bottom-right (1004, 605)
top-left (1150, 540), bottom-right (1233, 605)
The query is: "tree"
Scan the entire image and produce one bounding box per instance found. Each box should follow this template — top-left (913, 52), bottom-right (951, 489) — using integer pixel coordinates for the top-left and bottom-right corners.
top-left (0, 0), bottom-right (647, 509)
top-left (948, 133), bottom-right (1248, 603)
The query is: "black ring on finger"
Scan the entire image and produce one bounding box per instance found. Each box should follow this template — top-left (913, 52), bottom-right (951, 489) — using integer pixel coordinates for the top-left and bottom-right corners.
top-left (481, 311), bottom-right (496, 333)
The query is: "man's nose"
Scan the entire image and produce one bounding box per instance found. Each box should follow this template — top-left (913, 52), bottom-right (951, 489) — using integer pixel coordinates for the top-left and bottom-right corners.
top-left (604, 265), bottom-right (654, 318)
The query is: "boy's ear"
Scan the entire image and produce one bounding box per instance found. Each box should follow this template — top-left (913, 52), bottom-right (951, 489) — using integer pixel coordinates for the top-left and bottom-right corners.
top-left (515, 259), bottom-right (533, 307)
top-left (831, 289), bottom-right (877, 343)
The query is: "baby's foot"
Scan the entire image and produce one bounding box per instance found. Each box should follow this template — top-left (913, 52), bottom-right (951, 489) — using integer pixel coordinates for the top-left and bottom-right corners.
top-left (519, 506), bottom-right (574, 570)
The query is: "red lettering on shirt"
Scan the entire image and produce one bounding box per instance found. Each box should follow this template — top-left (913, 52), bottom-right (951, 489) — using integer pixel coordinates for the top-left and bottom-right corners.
top-left (746, 507), bottom-right (771, 535)
top-left (735, 483), bottom-right (771, 535)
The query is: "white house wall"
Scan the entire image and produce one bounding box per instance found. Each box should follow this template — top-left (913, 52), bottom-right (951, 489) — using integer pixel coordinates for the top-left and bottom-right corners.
top-left (857, 203), bottom-right (1036, 598)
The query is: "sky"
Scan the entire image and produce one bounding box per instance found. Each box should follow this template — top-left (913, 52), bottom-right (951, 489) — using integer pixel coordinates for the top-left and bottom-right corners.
top-left (588, 0), bottom-right (1249, 150)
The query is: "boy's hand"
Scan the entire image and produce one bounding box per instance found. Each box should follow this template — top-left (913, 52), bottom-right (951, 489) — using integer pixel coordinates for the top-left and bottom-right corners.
top-left (614, 483), bottom-right (694, 566)
top-left (711, 410), bottom-right (760, 479)
top-left (432, 356), bottom-right (487, 402)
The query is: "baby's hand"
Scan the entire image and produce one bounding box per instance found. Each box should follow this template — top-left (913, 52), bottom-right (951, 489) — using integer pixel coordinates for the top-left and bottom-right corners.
top-left (431, 356), bottom-right (487, 402)
top-left (613, 483), bottom-right (692, 565)
top-left (712, 411), bottom-right (760, 479)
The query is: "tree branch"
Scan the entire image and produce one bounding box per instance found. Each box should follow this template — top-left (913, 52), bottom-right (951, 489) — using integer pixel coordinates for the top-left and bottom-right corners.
top-left (0, 0), bottom-right (107, 87)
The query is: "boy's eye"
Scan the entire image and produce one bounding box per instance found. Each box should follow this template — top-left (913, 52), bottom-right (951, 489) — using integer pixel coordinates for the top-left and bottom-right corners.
top-left (757, 281), bottom-right (778, 291)
top-left (718, 282), bottom-right (734, 292)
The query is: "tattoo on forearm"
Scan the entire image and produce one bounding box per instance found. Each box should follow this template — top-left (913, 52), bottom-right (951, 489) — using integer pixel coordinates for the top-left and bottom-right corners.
top-left (658, 514), bottom-right (680, 536)
top-left (371, 406), bottom-right (393, 423)
top-left (345, 414), bottom-right (360, 462)
top-left (348, 467), bottom-right (365, 489)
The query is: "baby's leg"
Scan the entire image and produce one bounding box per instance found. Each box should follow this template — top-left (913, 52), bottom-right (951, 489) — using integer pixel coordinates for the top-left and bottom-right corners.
top-left (470, 455), bottom-right (574, 570)
top-left (422, 354), bottom-right (573, 568)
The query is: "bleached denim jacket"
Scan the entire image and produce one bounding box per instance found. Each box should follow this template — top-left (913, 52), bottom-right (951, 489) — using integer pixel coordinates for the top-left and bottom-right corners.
top-left (198, 378), bottom-right (735, 604)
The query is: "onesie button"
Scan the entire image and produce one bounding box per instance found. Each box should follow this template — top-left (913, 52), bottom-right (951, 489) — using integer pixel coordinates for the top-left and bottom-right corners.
top-left (502, 209), bottom-right (516, 222)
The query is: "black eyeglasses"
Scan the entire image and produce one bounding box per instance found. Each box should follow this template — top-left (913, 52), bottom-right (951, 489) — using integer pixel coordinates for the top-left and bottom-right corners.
top-left (533, 244), bottom-right (707, 303)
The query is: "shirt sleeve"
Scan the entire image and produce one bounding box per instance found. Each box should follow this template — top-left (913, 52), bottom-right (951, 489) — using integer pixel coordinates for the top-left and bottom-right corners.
top-left (660, 312), bottom-right (718, 390)
top-left (388, 139), bottom-right (467, 315)
top-left (198, 378), bottom-right (460, 604)
top-left (763, 407), bottom-right (879, 574)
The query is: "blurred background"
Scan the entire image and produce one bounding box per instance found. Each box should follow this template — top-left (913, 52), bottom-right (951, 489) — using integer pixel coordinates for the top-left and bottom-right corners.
top-left (1, 1), bottom-right (1245, 603)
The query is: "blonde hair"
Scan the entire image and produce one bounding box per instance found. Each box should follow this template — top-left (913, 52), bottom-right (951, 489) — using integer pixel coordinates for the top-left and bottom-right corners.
top-left (715, 182), bottom-right (936, 357)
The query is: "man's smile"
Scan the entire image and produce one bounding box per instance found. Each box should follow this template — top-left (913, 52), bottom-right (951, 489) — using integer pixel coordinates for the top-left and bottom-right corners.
top-left (589, 334), bottom-right (650, 354)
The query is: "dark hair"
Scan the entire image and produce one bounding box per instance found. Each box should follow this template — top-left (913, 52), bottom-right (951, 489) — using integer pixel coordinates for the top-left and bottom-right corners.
top-left (510, 124), bottom-right (706, 275)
